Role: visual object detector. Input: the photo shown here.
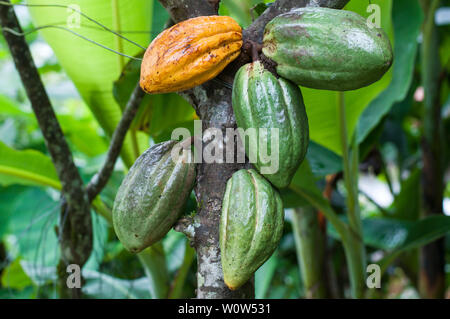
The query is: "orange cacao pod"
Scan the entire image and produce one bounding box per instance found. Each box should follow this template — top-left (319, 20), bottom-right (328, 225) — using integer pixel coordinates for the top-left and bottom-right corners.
top-left (140, 16), bottom-right (242, 94)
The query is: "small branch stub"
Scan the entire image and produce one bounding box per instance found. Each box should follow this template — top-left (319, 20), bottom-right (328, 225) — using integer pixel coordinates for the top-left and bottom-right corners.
top-left (174, 216), bottom-right (196, 242)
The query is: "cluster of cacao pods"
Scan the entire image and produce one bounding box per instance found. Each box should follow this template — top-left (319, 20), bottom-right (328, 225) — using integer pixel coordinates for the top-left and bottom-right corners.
top-left (113, 16), bottom-right (242, 256)
top-left (221, 7), bottom-right (392, 289)
top-left (113, 7), bottom-right (392, 290)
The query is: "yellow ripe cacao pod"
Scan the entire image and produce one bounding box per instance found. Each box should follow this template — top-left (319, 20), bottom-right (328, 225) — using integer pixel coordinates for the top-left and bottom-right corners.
top-left (140, 15), bottom-right (243, 94)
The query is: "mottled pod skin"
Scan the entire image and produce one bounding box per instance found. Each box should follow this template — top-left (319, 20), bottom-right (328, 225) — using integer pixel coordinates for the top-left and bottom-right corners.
top-left (232, 61), bottom-right (309, 189)
top-left (113, 140), bottom-right (196, 253)
top-left (263, 7), bottom-right (393, 91)
top-left (140, 15), bottom-right (243, 94)
top-left (220, 169), bottom-right (284, 290)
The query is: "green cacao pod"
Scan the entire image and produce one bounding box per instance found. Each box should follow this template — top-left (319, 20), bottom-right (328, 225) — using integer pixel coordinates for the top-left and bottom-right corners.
top-left (262, 7), bottom-right (393, 91)
top-left (220, 169), bottom-right (284, 290)
top-left (232, 60), bottom-right (309, 189)
top-left (113, 140), bottom-right (196, 253)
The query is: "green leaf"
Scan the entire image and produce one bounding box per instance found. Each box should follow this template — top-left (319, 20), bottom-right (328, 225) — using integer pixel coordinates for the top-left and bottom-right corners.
top-left (167, 240), bottom-right (195, 299)
top-left (369, 216), bottom-right (450, 252)
top-left (282, 159), bottom-right (342, 238)
top-left (20, 261), bottom-right (57, 286)
top-left (283, 160), bottom-right (346, 241)
top-left (83, 211), bottom-right (110, 271)
top-left (137, 245), bottom-right (169, 299)
top-left (0, 141), bottom-right (60, 189)
top-left (304, 0), bottom-right (393, 154)
top-left (220, 0), bottom-right (254, 27)
top-left (1, 258), bottom-right (33, 290)
top-left (147, 95), bottom-right (195, 137)
top-left (163, 230), bottom-right (187, 274)
top-left (152, 120), bottom-right (195, 144)
top-left (5, 187), bottom-right (59, 266)
top-left (0, 286), bottom-right (34, 299)
top-left (0, 98), bottom-right (108, 157)
top-left (27, 0), bottom-right (154, 166)
top-left (251, 3), bottom-right (269, 19)
top-left (281, 160), bottom-right (320, 208)
top-left (0, 186), bottom-right (17, 238)
top-left (219, 0), bottom-right (271, 27)
top-left (113, 52), bottom-right (144, 110)
top-left (16, 262), bottom-right (152, 298)
top-left (255, 253), bottom-right (278, 298)
top-left (112, 56), bottom-right (195, 143)
top-left (151, 1), bottom-right (170, 36)
top-left (390, 169), bottom-right (421, 221)
top-left (330, 216), bottom-right (450, 252)
top-left (306, 141), bottom-right (342, 177)
top-left (58, 114), bottom-right (108, 157)
top-left (83, 269), bottom-right (151, 299)
top-left (0, 94), bottom-right (25, 116)
top-left (356, 0), bottom-right (423, 143)
top-left (290, 161), bottom-right (322, 197)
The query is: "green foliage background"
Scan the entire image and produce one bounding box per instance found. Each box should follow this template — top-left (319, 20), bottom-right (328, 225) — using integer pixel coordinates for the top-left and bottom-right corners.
top-left (0, 0), bottom-right (449, 298)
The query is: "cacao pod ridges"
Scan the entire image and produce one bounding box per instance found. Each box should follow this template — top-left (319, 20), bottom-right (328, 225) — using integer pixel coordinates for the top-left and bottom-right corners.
top-left (232, 61), bottom-right (309, 189)
top-left (220, 169), bottom-right (284, 290)
top-left (263, 7), bottom-right (393, 91)
top-left (113, 140), bottom-right (196, 253)
top-left (140, 15), bottom-right (243, 94)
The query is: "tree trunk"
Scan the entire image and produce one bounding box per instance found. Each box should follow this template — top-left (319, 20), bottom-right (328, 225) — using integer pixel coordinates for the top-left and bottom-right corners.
top-left (187, 84), bottom-right (255, 298)
top-left (158, 0), bottom-right (350, 299)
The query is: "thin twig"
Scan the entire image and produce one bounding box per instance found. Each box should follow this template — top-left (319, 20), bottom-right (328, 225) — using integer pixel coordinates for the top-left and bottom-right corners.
top-left (87, 83), bottom-right (145, 201)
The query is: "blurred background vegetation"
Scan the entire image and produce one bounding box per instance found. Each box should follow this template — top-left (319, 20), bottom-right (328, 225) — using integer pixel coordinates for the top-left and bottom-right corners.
top-left (0, 0), bottom-right (449, 299)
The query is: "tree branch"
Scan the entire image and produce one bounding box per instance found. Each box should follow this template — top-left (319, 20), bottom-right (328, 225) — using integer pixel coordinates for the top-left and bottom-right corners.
top-left (207, 0), bottom-right (221, 13)
top-left (87, 83), bottom-right (144, 202)
top-left (0, 0), bottom-right (92, 298)
top-left (0, 1), bottom-right (90, 232)
top-left (158, 0), bottom-right (217, 21)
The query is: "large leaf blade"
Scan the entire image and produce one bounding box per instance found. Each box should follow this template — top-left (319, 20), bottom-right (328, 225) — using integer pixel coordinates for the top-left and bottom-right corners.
top-left (0, 141), bottom-right (60, 189)
top-left (27, 0), bottom-right (154, 166)
top-left (363, 216), bottom-right (450, 252)
top-left (357, 0), bottom-right (423, 143)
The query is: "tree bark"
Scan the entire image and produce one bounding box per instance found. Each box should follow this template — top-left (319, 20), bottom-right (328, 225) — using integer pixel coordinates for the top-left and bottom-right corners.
top-left (87, 83), bottom-right (145, 201)
top-left (0, 1), bottom-right (92, 298)
top-left (158, 0), bottom-right (350, 299)
top-left (185, 83), bottom-right (255, 298)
